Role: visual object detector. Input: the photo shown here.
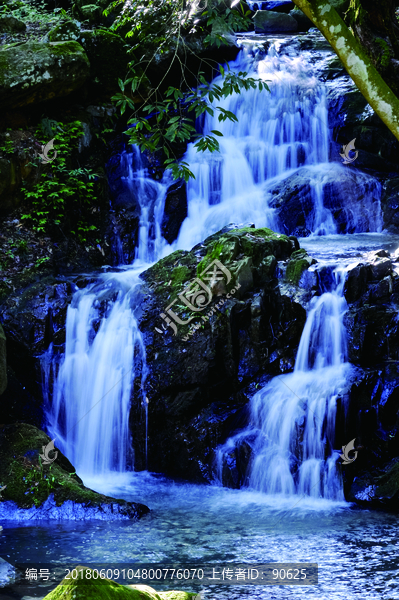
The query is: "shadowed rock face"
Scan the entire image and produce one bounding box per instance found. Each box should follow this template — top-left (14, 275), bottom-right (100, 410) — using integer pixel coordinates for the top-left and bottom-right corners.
top-left (0, 423), bottom-right (149, 519)
top-left (131, 226), bottom-right (306, 481)
top-left (254, 10), bottom-right (297, 32)
top-left (0, 41), bottom-right (90, 109)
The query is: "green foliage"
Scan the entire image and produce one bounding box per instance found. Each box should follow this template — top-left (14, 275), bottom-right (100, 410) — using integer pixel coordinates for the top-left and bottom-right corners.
top-left (5, 0), bottom-right (70, 26)
top-left (0, 129), bottom-right (14, 155)
top-left (21, 120), bottom-right (98, 243)
top-left (23, 457), bottom-right (75, 507)
top-left (115, 69), bottom-right (269, 182)
top-left (108, 0), bottom-right (269, 180)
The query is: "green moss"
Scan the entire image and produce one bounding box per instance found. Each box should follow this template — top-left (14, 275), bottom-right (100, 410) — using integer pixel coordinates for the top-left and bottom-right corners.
top-left (285, 250), bottom-right (311, 285)
top-left (0, 424), bottom-right (137, 509)
top-left (42, 568), bottom-right (197, 600)
top-left (48, 21), bottom-right (81, 42)
top-left (374, 37), bottom-right (392, 69)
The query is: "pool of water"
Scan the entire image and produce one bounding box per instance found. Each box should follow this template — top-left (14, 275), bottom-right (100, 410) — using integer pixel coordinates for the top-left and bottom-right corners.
top-left (300, 232), bottom-right (399, 264)
top-left (1, 472), bottom-right (399, 599)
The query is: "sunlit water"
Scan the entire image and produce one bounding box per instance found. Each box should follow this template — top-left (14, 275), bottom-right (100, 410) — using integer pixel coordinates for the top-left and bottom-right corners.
top-left (1, 474), bottom-right (399, 599)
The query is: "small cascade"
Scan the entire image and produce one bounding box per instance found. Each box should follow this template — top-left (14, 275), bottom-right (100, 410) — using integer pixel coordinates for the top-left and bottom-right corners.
top-left (175, 43), bottom-right (331, 249)
top-left (216, 267), bottom-right (352, 499)
top-left (119, 147), bottom-right (170, 264)
top-left (44, 273), bottom-right (148, 477)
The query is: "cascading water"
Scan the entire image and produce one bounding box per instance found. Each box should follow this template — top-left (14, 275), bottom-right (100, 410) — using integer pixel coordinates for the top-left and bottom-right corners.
top-left (174, 42), bottom-right (381, 250)
top-left (43, 39), bottom-right (381, 483)
top-left (119, 147), bottom-right (170, 264)
top-left (216, 266), bottom-right (352, 499)
top-left (42, 150), bottom-right (172, 477)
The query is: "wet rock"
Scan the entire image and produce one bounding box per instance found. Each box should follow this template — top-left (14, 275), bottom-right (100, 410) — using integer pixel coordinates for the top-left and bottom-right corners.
top-left (285, 248), bottom-right (316, 285)
top-left (0, 277), bottom-right (77, 423)
top-left (368, 254), bottom-right (392, 280)
top-left (48, 20), bottom-right (81, 42)
top-left (382, 177), bottom-right (399, 232)
top-left (133, 227), bottom-right (306, 481)
top-left (343, 263), bottom-right (368, 302)
top-left (0, 324), bottom-right (6, 395)
top-left (254, 10), bottom-right (297, 33)
top-left (161, 179), bottom-right (187, 244)
top-left (345, 305), bottom-right (399, 366)
top-left (0, 423), bottom-right (149, 519)
top-left (0, 15), bottom-right (26, 33)
top-left (0, 41), bottom-right (90, 110)
top-left (369, 276), bottom-right (392, 302)
top-left (289, 8), bottom-right (313, 31)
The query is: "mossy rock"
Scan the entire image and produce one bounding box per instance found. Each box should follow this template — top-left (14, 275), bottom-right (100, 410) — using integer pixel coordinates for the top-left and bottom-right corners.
top-left (79, 29), bottom-right (128, 93)
top-left (0, 324), bottom-right (6, 395)
top-left (0, 15), bottom-right (26, 32)
top-left (141, 226), bottom-right (295, 310)
top-left (285, 248), bottom-right (314, 285)
top-left (0, 41), bottom-right (89, 109)
top-left (0, 423), bottom-right (149, 518)
top-left (42, 568), bottom-right (197, 600)
top-left (48, 20), bottom-right (81, 42)
top-left (80, 4), bottom-right (102, 21)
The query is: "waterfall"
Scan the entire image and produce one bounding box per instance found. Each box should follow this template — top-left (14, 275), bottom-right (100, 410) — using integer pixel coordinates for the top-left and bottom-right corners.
top-left (43, 39), bottom-right (380, 482)
top-left (44, 272), bottom-right (148, 477)
top-left (217, 267), bottom-right (352, 499)
top-left (119, 147), bottom-right (170, 264)
top-left (173, 43), bottom-right (381, 250)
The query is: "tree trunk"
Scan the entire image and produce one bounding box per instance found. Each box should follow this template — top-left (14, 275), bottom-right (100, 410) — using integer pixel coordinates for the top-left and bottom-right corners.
top-left (292, 0), bottom-right (399, 142)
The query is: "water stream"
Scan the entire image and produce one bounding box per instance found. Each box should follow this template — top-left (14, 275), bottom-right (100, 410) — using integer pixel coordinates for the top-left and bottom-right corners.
top-left (216, 266), bottom-right (351, 499)
top-left (3, 34), bottom-right (399, 600)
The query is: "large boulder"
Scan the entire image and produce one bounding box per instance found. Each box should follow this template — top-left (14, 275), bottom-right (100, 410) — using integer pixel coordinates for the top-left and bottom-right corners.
top-left (289, 8), bottom-right (313, 31)
top-left (48, 20), bottom-right (81, 42)
top-left (254, 9), bottom-right (297, 32)
top-left (0, 15), bottom-right (26, 33)
top-left (267, 165), bottom-right (382, 237)
top-left (0, 41), bottom-right (90, 109)
top-left (0, 423), bottom-right (149, 519)
top-left (132, 226), bottom-right (306, 480)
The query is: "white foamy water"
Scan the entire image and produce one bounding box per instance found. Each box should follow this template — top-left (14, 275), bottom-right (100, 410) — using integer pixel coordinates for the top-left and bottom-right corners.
top-left (217, 268), bottom-right (352, 499)
top-left (43, 42), bottom-right (380, 483)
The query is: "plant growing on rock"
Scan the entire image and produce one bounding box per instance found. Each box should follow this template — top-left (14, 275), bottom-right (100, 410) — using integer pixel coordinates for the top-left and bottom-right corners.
top-left (21, 120), bottom-right (99, 243)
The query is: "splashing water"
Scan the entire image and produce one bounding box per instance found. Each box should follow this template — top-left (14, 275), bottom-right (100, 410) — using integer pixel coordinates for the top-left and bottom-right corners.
top-left (217, 267), bottom-right (352, 499)
top-left (43, 41), bottom-right (379, 481)
top-left (174, 43), bottom-right (381, 248)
